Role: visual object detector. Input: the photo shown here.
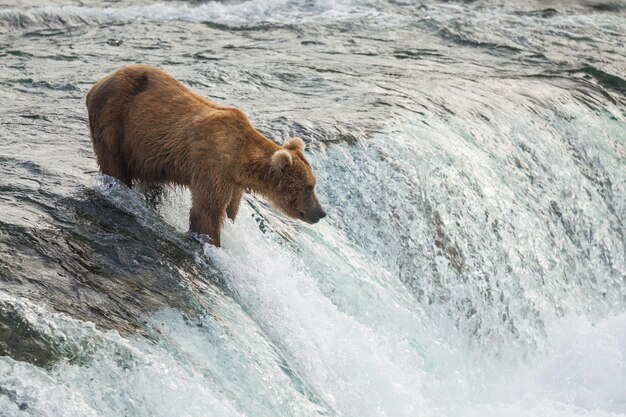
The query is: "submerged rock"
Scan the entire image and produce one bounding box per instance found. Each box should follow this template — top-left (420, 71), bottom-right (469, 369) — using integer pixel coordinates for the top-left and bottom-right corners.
top-left (0, 184), bottom-right (225, 367)
top-left (0, 301), bottom-right (59, 367)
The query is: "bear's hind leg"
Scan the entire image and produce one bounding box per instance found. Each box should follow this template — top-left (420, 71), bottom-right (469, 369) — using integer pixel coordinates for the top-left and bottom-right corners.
top-left (103, 160), bottom-right (131, 188)
top-left (91, 121), bottom-right (132, 187)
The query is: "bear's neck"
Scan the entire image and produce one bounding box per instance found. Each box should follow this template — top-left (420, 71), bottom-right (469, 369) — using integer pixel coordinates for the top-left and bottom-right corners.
top-left (236, 134), bottom-right (281, 199)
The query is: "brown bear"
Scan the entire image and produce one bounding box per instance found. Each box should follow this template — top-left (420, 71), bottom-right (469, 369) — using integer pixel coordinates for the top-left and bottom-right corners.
top-left (86, 65), bottom-right (325, 247)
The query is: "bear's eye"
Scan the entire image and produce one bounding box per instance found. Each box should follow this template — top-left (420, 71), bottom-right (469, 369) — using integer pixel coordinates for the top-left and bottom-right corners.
top-left (305, 185), bottom-right (314, 196)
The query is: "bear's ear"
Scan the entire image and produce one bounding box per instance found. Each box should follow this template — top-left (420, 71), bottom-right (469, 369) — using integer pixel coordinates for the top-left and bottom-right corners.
top-left (271, 149), bottom-right (293, 171)
top-left (285, 137), bottom-right (305, 151)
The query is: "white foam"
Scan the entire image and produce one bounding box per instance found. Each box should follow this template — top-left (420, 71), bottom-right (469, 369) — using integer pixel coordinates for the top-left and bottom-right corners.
top-left (0, 292), bottom-right (328, 417)
top-left (207, 207), bottom-right (428, 417)
top-left (195, 201), bottom-right (626, 417)
top-left (537, 314), bottom-right (626, 413)
top-left (1, 1), bottom-right (394, 28)
top-left (452, 313), bottom-right (626, 417)
top-left (2, 209), bottom-right (625, 417)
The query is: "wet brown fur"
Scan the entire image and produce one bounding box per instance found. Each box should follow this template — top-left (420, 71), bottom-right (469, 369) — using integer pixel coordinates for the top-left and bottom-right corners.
top-left (86, 65), bottom-right (324, 246)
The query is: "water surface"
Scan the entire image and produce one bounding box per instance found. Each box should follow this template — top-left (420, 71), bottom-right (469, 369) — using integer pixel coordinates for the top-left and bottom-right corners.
top-left (0, 1), bottom-right (625, 416)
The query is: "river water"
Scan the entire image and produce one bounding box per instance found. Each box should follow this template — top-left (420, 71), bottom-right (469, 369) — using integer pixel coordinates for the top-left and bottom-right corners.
top-left (0, 1), bottom-right (625, 416)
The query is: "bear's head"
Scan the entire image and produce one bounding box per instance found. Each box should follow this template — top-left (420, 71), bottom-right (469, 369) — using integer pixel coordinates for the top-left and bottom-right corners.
top-left (269, 137), bottom-right (326, 224)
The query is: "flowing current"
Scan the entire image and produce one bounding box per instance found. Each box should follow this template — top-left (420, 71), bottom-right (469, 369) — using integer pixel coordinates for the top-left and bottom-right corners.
top-left (0, 1), bottom-right (625, 416)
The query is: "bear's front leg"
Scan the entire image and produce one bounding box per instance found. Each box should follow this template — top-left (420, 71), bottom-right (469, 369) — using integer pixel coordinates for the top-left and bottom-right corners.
top-left (189, 201), bottom-right (226, 247)
top-left (189, 180), bottom-right (231, 247)
top-left (226, 188), bottom-right (244, 221)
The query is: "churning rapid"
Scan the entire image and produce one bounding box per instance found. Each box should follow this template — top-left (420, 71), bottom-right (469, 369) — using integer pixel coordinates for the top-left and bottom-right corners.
top-left (0, 1), bottom-right (625, 416)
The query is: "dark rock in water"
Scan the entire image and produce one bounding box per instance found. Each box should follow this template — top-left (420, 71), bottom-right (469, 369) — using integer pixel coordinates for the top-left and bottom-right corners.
top-left (106, 38), bottom-right (123, 46)
top-left (0, 301), bottom-right (59, 367)
top-left (0, 386), bottom-right (29, 412)
top-left (540, 8), bottom-right (558, 18)
top-left (514, 8), bottom-right (558, 18)
top-left (584, 1), bottom-right (625, 12)
top-left (0, 184), bottom-right (225, 367)
top-left (301, 40), bottom-right (325, 46)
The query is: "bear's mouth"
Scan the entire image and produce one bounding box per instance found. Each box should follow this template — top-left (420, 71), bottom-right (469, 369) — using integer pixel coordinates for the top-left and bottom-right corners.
top-left (299, 211), bottom-right (319, 224)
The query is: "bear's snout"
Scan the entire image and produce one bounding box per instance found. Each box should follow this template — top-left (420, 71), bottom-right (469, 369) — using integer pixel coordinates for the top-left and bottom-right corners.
top-left (302, 207), bottom-right (326, 224)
